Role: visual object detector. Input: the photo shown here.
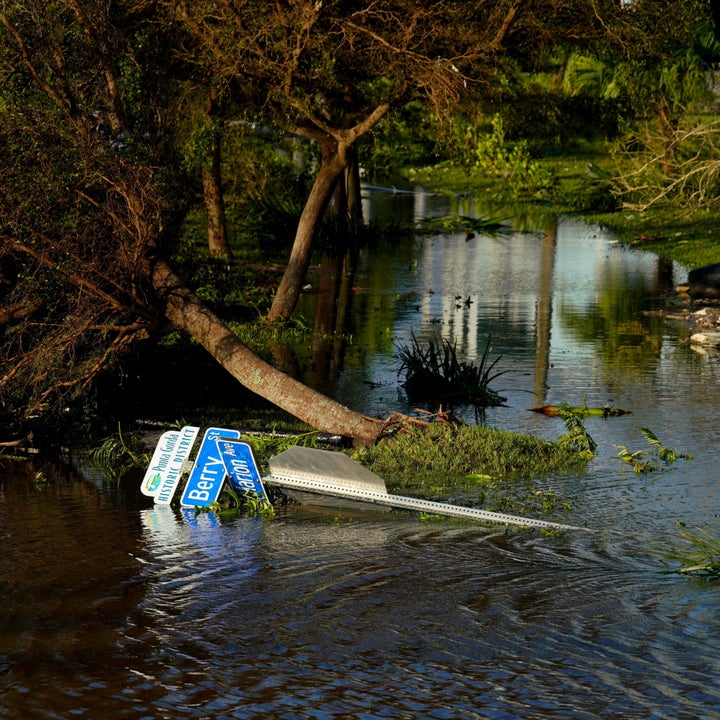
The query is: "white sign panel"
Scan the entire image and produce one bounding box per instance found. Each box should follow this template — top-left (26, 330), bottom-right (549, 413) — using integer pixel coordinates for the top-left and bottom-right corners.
top-left (141, 426), bottom-right (199, 501)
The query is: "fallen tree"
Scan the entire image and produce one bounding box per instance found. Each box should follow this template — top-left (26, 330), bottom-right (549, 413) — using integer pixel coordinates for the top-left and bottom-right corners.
top-left (0, 0), bottom-right (699, 447)
top-left (152, 259), bottom-right (384, 446)
top-left (0, 1), bottom-right (387, 446)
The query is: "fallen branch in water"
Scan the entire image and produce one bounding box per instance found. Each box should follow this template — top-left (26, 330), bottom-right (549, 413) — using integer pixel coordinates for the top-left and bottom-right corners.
top-left (530, 404), bottom-right (632, 418)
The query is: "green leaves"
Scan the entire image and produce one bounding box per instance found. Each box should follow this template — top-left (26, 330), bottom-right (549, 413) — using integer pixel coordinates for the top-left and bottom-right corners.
top-left (202, 487), bottom-right (275, 519)
top-left (556, 403), bottom-right (597, 459)
top-left (662, 523), bottom-right (720, 578)
top-left (89, 426), bottom-right (150, 485)
top-left (614, 427), bottom-right (693, 474)
top-left (466, 114), bottom-right (555, 198)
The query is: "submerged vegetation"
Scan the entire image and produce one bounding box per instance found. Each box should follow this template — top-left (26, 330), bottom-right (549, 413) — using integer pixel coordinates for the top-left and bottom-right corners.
top-left (662, 524), bottom-right (720, 579)
top-left (615, 428), bottom-right (694, 474)
top-left (353, 422), bottom-right (587, 495)
top-left (87, 420), bottom-right (587, 522)
top-left (201, 487), bottom-right (275, 520)
top-left (556, 405), bottom-right (598, 459)
top-left (88, 426), bottom-right (151, 485)
top-left (396, 334), bottom-right (507, 409)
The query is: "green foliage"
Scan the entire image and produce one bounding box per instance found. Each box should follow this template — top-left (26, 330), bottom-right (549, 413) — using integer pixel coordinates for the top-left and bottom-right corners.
top-left (615, 428), bottom-right (693, 474)
top-left (554, 162), bottom-right (619, 213)
top-left (463, 115), bottom-right (555, 198)
top-left (661, 523), bottom-right (720, 578)
top-left (89, 426), bottom-right (150, 485)
top-left (202, 487), bottom-right (275, 519)
top-left (489, 487), bottom-right (572, 518)
top-left (396, 334), bottom-right (507, 409)
top-left (354, 423), bottom-right (578, 521)
top-left (224, 138), bottom-right (309, 251)
top-left (556, 403), bottom-right (597, 459)
top-left (360, 100), bottom-right (441, 178)
top-left (354, 422), bottom-right (590, 495)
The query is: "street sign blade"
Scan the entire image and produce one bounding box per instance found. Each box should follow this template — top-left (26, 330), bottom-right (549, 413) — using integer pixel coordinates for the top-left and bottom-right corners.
top-left (215, 438), bottom-right (267, 500)
top-left (141, 426), bottom-right (200, 502)
top-left (154, 426), bottom-right (200, 505)
top-left (180, 427), bottom-right (240, 507)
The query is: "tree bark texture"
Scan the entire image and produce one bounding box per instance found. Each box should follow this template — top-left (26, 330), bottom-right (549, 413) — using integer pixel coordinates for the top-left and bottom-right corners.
top-left (266, 141), bottom-right (348, 322)
top-left (152, 258), bottom-right (384, 446)
top-left (203, 134), bottom-right (233, 259)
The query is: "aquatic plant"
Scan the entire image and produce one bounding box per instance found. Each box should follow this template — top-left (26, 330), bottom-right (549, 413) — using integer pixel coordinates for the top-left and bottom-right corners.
top-left (395, 334), bottom-right (507, 409)
top-left (354, 421), bottom-right (589, 495)
top-left (662, 524), bottom-right (720, 578)
top-left (241, 490), bottom-right (275, 518)
top-left (89, 425), bottom-right (150, 485)
top-left (556, 403), bottom-right (597, 459)
top-left (203, 486), bottom-right (275, 519)
top-left (614, 427), bottom-right (693, 474)
top-left (490, 487), bottom-right (573, 518)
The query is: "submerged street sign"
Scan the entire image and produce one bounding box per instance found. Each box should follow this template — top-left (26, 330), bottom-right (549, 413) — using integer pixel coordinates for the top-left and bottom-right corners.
top-left (141, 426), bottom-right (200, 503)
top-left (215, 438), bottom-right (267, 500)
top-left (180, 427), bottom-right (240, 508)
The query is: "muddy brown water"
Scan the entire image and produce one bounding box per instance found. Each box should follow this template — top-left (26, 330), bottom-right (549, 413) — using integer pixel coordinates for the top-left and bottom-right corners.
top-left (3, 196), bottom-right (720, 718)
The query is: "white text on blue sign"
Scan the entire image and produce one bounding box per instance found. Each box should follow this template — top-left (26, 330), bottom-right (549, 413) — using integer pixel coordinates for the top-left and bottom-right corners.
top-left (216, 438), bottom-right (267, 500)
top-left (180, 427), bottom-right (240, 507)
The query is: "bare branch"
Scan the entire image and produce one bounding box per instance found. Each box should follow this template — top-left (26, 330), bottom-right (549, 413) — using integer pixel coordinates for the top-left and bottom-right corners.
top-left (487, 0), bottom-right (524, 52)
top-left (0, 10), bottom-right (80, 126)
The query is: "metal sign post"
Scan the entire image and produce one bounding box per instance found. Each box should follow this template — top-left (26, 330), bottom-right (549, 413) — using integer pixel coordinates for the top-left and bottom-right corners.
top-left (266, 445), bottom-right (593, 532)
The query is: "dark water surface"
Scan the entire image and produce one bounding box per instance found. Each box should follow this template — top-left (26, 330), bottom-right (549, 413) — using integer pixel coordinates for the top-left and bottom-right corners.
top-left (3, 199), bottom-right (720, 718)
top-left (2, 464), bottom-right (720, 719)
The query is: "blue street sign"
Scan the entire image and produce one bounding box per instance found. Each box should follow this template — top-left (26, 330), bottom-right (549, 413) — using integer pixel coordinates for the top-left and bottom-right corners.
top-left (215, 438), bottom-right (267, 500)
top-left (180, 427), bottom-right (240, 507)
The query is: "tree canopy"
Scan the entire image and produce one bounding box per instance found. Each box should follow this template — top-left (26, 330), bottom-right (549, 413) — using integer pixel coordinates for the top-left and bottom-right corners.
top-left (0, 0), bottom-right (713, 445)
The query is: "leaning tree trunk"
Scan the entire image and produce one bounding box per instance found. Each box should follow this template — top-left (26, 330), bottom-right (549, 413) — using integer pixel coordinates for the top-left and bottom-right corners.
top-left (152, 258), bottom-right (384, 446)
top-left (266, 140), bottom-right (348, 322)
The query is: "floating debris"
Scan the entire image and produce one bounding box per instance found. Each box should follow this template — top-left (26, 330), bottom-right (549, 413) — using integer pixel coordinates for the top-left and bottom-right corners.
top-left (529, 405), bottom-right (632, 418)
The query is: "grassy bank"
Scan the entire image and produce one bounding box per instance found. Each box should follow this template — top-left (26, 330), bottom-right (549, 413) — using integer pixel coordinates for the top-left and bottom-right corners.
top-left (398, 149), bottom-right (720, 272)
top-left (352, 422), bottom-right (586, 492)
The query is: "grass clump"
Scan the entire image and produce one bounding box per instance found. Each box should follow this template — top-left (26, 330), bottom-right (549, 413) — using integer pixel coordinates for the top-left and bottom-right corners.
top-left (396, 334), bottom-right (507, 409)
top-left (353, 422), bottom-right (588, 496)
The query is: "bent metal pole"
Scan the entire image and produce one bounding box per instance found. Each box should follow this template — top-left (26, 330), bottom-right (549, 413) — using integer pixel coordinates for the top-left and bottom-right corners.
top-left (265, 473), bottom-right (591, 531)
top-left (265, 445), bottom-right (593, 532)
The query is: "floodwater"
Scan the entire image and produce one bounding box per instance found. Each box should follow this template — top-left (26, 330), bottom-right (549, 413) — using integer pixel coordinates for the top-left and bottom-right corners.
top-left (3, 189), bottom-right (720, 719)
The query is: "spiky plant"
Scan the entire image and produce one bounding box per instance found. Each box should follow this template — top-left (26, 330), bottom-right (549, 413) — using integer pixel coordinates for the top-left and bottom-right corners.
top-left (396, 334), bottom-right (507, 408)
top-left (662, 524), bottom-right (720, 578)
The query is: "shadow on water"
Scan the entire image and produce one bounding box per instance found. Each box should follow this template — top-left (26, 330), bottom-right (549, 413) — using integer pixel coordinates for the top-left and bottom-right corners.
top-left (3, 193), bottom-right (720, 717)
